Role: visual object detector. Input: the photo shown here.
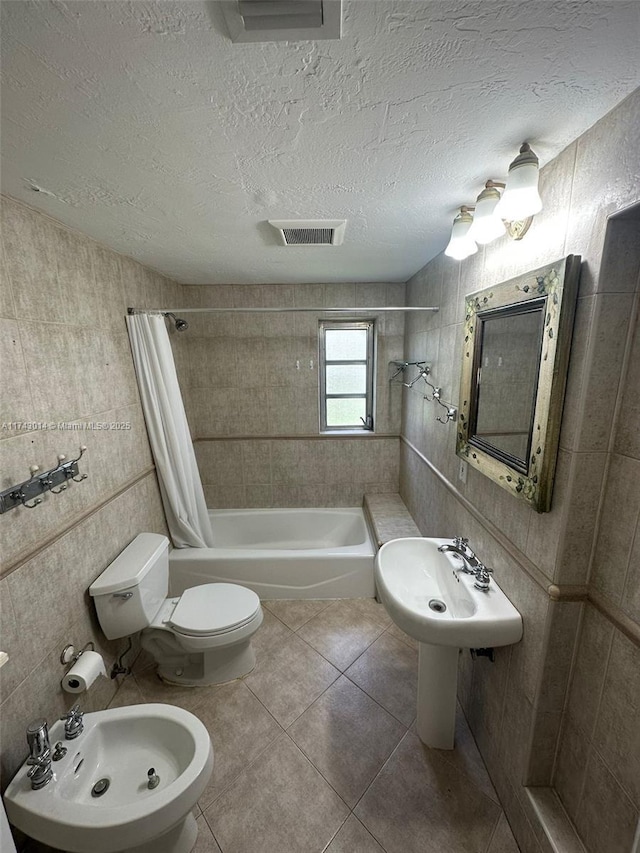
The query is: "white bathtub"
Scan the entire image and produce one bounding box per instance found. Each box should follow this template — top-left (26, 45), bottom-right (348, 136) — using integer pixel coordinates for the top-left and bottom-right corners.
top-left (169, 507), bottom-right (377, 599)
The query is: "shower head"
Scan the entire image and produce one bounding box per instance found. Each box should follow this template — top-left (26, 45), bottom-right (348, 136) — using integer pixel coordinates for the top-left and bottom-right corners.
top-left (164, 312), bottom-right (189, 332)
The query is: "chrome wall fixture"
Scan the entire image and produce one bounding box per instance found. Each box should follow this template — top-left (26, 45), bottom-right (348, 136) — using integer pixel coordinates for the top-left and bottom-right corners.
top-left (391, 361), bottom-right (457, 424)
top-left (0, 445), bottom-right (88, 514)
top-left (445, 142), bottom-right (543, 261)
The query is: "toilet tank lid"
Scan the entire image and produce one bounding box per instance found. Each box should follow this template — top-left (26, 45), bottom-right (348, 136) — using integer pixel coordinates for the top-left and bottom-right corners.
top-left (89, 533), bottom-right (169, 596)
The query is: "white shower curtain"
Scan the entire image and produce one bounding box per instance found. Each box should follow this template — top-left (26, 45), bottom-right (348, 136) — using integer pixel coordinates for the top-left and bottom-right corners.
top-left (126, 313), bottom-right (214, 548)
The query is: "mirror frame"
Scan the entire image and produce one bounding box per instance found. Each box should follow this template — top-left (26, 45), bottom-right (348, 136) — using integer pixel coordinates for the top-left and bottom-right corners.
top-left (456, 255), bottom-right (581, 512)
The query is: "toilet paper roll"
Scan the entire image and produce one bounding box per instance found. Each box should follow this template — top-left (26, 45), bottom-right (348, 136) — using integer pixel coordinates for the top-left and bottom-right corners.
top-left (62, 650), bottom-right (106, 693)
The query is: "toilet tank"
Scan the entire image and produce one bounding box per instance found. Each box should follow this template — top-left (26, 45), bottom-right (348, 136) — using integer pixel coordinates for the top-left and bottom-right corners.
top-left (89, 533), bottom-right (170, 640)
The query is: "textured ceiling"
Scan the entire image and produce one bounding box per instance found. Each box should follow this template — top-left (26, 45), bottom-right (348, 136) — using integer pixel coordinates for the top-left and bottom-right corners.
top-left (1, 1), bottom-right (639, 284)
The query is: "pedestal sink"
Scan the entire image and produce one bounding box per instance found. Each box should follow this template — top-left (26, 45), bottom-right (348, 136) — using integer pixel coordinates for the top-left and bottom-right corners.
top-left (375, 537), bottom-right (522, 749)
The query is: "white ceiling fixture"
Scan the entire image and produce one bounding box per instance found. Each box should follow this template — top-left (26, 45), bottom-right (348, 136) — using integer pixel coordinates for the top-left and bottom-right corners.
top-left (1, 1), bottom-right (639, 284)
top-left (268, 219), bottom-right (346, 245)
top-left (221, 0), bottom-right (342, 43)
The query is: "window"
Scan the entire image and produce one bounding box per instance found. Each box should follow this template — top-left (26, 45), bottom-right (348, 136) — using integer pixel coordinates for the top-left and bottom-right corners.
top-left (319, 320), bottom-right (375, 431)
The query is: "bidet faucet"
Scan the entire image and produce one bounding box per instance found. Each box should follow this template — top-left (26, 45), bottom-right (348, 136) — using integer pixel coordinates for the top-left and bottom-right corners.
top-left (438, 537), bottom-right (480, 574)
top-left (60, 703), bottom-right (84, 739)
top-left (26, 719), bottom-right (53, 790)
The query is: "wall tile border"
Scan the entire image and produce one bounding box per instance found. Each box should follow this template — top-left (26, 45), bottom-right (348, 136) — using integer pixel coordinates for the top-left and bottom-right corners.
top-left (401, 436), bottom-right (640, 649)
top-left (0, 466), bottom-right (156, 579)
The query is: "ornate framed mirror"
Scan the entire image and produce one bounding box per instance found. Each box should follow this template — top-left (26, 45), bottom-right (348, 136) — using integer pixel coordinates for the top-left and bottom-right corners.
top-left (456, 255), bottom-right (581, 512)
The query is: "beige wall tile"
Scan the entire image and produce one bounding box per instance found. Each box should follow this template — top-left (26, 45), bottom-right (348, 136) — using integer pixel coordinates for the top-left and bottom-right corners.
top-left (0, 243), bottom-right (15, 320)
top-left (615, 299), bottom-right (640, 459)
top-left (565, 604), bottom-right (613, 738)
top-left (555, 452), bottom-right (607, 584)
top-left (553, 714), bottom-right (589, 825)
top-left (591, 454), bottom-right (640, 602)
top-left (0, 320), bottom-right (35, 439)
top-left (2, 197), bottom-right (65, 323)
top-left (0, 199), bottom-right (172, 790)
top-left (573, 293), bottom-right (635, 452)
top-left (593, 630), bottom-right (640, 808)
top-left (622, 521), bottom-right (640, 623)
top-left (575, 750), bottom-right (638, 853)
top-left (565, 87), bottom-right (640, 297)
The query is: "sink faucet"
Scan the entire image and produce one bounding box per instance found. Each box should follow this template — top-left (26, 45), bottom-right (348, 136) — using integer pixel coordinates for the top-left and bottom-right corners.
top-left (438, 537), bottom-right (481, 574)
top-left (26, 719), bottom-right (53, 790)
top-left (60, 704), bottom-right (84, 740)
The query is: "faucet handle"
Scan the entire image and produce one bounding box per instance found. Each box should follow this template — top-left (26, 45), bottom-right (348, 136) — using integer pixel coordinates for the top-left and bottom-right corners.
top-left (60, 703), bottom-right (83, 721)
top-left (61, 704), bottom-right (84, 739)
top-left (453, 536), bottom-right (469, 550)
top-left (474, 564), bottom-right (493, 591)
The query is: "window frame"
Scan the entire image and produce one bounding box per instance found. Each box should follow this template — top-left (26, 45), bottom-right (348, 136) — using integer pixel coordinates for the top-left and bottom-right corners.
top-left (318, 319), bottom-right (375, 432)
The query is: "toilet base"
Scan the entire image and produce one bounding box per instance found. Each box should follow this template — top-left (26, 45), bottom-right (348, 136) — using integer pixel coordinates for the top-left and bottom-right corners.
top-left (120, 813), bottom-right (197, 853)
top-left (156, 639), bottom-right (257, 686)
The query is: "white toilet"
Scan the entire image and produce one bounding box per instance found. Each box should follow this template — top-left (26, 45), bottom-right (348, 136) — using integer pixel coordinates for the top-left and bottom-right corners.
top-left (89, 533), bottom-right (263, 686)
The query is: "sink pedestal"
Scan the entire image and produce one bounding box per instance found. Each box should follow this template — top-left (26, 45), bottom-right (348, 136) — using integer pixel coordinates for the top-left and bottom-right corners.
top-left (416, 643), bottom-right (459, 750)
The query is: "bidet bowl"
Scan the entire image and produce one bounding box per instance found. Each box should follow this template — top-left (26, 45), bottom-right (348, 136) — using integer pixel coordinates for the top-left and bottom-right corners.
top-left (375, 537), bottom-right (522, 647)
top-left (4, 703), bottom-right (214, 853)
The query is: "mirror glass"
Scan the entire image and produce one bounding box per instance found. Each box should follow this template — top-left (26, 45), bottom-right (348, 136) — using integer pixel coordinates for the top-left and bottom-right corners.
top-left (471, 303), bottom-right (544, 471)
top-left (457, 256), bottom-right (581, 512)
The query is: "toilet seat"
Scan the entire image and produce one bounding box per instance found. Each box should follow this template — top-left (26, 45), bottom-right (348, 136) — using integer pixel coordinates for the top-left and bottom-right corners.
top-left (168, 583), bottom-right (260, 638)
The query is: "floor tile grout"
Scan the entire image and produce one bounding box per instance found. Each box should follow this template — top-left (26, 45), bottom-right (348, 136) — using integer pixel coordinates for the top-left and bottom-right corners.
top-left (131, 596), bottom-right (519, 853)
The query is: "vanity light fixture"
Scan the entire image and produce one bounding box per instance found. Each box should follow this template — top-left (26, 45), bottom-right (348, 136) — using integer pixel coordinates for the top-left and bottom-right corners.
top-left (445, 142), bottom-right (543, 260)
top-left (444, 207), bottom-right (478, 260)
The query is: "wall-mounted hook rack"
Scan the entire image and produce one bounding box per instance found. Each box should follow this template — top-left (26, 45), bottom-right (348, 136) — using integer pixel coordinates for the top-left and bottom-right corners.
top-left (0, 446), bottom-right (88, 514)
top-left (390, 361), bottom-right (458, 425)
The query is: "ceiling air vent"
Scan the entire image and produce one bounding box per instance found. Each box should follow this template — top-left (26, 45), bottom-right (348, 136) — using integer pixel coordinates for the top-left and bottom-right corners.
top-left (269, 219), bottom-right (347, 246)
top-left (221, 0), bottom-right (342, 43)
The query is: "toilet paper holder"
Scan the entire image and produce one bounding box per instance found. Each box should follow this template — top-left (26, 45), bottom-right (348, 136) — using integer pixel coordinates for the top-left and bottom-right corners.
top-left (61, 643), bottom-right (106, 694)
top-left (60, 641), bottom-right (95, 666)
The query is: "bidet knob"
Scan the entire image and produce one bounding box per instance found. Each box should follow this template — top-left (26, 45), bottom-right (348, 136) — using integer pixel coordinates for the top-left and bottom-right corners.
top-left (147, 768), bottom-right (160, 789)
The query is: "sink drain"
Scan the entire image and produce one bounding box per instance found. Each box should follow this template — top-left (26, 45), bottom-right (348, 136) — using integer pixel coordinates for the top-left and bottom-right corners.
top-left (428, 599), bottom-right (447, 613)
top-left (91, 778), bottom-right (110, 798)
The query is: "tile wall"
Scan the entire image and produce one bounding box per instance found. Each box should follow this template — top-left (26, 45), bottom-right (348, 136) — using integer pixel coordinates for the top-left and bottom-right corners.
top-left (399, 88), bottom-right (640, 853)
top-left (554, 248), bottom-right (640, 853)
top-left (0, 197), bottom-right (180, 786)
top-left (171, 281), bottom-right (405, 506)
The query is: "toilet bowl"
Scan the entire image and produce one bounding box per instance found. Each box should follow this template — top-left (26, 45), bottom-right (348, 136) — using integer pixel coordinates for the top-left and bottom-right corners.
top-left (142, 583), bottom-right (263, 685)
top-left (89, 534), bottom-right (263, 687)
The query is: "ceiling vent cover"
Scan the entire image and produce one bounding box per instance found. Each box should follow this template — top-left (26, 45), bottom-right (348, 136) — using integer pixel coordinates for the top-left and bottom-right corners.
top-left (269, 219), bottom-right (347, 246)
top-left (221, 0), bottom-right (342, 43)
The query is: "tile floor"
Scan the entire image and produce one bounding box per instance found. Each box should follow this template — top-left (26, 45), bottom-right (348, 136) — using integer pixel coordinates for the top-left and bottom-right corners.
top-left (114, 598), bottom-right (521, 853)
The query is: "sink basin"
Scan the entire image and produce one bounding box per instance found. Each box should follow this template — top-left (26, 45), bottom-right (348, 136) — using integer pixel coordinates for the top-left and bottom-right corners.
top-left (375, 537), bottom-right (522, 749)
top-left (375, 537), bottom-right (523, 647)
top-left (3, 703), bottom-right (214, 853)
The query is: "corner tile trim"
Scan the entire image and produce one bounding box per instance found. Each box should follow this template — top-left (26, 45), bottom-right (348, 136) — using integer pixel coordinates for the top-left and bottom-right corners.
top-left (402, 437), bottom-right (640, 649)
top-left (0, 466), bottom-right (157, 579)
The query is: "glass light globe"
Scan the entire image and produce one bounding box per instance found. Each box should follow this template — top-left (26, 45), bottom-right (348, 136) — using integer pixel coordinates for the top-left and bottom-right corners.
top-left (445, 210), bottom-right (478, 260)
top-left (468, 186), bottom-right (506, 245)
top-left (495, 143), bottom-right (543, 221)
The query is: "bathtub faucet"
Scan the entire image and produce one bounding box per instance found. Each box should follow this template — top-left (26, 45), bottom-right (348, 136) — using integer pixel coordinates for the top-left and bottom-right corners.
top-left (438, 537), bottom-right (481, 575)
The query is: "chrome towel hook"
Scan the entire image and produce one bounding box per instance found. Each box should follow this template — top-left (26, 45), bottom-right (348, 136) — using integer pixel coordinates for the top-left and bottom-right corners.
top-left (0, 446), bottom-right (89, 515)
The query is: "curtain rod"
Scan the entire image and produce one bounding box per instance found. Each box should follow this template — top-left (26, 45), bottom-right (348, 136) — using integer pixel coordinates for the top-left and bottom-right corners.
top-left (127, 306), bottom-right (439, 315)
